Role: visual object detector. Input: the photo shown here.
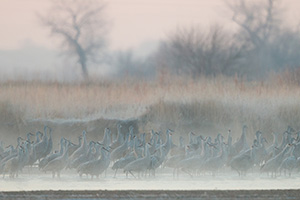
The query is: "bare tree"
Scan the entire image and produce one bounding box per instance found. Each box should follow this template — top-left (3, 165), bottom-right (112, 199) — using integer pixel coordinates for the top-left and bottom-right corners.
top-left (39, 0), bottom-right (107, 80)
top-left (154, 25), bottom-right (242, 77)
top-left (228, 0), bottom-right (281, 48)
top-left (227, 0), bottom-right (284, 77)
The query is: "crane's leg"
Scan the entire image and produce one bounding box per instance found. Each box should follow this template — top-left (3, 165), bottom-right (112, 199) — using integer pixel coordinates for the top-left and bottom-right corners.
top-left (182, 168), bottom-right (193, 178)
top-left (129, 171), bottom-right (136, 178)
top-left (113, 169), bottom-right (118, 178)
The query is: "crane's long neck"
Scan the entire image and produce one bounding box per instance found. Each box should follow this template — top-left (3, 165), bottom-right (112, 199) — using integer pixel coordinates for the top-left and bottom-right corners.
top-left (17, 147), bottom-right (23, 158)
top-left (117, 126), bottom-right (123, 143)
top-left (279, 133), bottom-right (287, 149)
top-left (43, 126), bottom-right (48, 141)
top-left (189, 132), bottom-right (194, 144)
top-left (82, 132), bottom-right (87, 147)
top-left (27, 133), bottom-right (31, 142)
top-left (145, 144), bottom-right (150, 158)
top-left (220, 143), bottom-right (228, 160)
top-left (242, 127), bottom-right (246, 141)
top-left (17, 137), bottom-right (22, 147)
top-left (36, 133), bottom-right (41, 143)
top-left (99, 148), bottom-right (106, 161)
top-left (63, 143), bottom-right (69, 160)
top-left (273, 133), bottom-right (278, 146)
top-left (152, 135), bottom-right (157, 147)
top-left (59, 139), bottom-right (64, 154)
top-left (104, 129), bottom-right (111, 147)
top-left (179, 137), bottom-right (184, 148)
top-left (134, 136), bottom-right (139, 150)
top-left (227, 132), bottom-right (232, 146)
top-left (278, 145), bottom-right (290, 160)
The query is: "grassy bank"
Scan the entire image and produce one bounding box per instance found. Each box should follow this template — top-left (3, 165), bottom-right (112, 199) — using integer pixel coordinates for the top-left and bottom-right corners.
top-left (0, 76), bottom-right (299, 140)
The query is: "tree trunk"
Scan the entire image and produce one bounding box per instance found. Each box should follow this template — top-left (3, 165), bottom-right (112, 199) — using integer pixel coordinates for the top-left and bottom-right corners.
top-left (80, 60), bottom-right (88, 80)
top-left (75, 43), bottom-right (88, 80)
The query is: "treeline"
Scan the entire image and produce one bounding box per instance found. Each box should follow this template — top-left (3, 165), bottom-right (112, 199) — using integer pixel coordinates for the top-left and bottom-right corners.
top-left (111, 0), bottom-right (300, 81)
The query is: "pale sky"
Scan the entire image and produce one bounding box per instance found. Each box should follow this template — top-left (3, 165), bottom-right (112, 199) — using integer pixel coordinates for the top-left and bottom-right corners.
top-left (1, 0), bottom-right (298, 51)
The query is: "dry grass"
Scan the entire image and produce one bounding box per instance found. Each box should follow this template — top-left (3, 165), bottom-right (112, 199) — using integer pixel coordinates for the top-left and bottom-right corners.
top-left (0, 75), bottom-right (300, 140)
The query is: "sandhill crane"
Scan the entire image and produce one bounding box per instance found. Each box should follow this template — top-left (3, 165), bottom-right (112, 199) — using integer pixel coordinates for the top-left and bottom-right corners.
top-left (26, 132), bottom-right (34, 143)
top-left (149, 146), bottom-right (167, 176)
top-left (39, 137), bottom-right (65, 169)
top-left (292, 142), bottom-right (300, 159)
top-left (69, 130), bottom-right (88, 162)
top-left (0, 145), bottom-right (16, 164)
top-left (170, 136), bottom-right (185, 156)
top-left (230, 146), bottom-right (256, 176)
top-left (99, 128), bottom-right (111, 148)
top-left (149, 131), bottom-right (159, 155)
top-left (232, 125), bottom-right (249, 155)
top-left (0, 137), bottom-right (25, 165)
top-left (1, 143), bottom-right (10, 160)
top-left (34, 131), bottom-right (42, 144)
top-left (110, 124), bottom-right (124, 149)
top-left (112, 152), bottom-right (136, 178)
top-left (27, 142), bottom-right (37, 168)
top-left (0, 141), bottom-right (4, 155)
top-left (44, 127), bottom-right (53, 158)
top-left (133, 136), bottom-right (144, 158)
top-left (227, 129), bottom-right (236, 165)
top-left (201, 142), bottom-right (228, 176)
top-left (110, 127), bottom-right (132, 162)
top-left (275, 128), bottom-right (293, 156)
top-left (253, 137), bottom-right (268, 166)
top-left (67, 136), bottom-right (82, 156)
top-left (211, 134), bottom-right (224, 157)
top-left (266, 132), bottom-right (280, 158)
top-left (124, 144), bottom-right (151, 178)
top-left (24, 133), bottom-right (37, 167)
top-left (2, 146), bottom-right (24, 178)
top-left (186, 135), bottom-right (203, 154)
top-left (176, 140), bottom-right (211, 177)
top-left (260, 144), bottom-right (292, 177)
top-left (34, 126), bottom-right (49, 161)
top-left (160, 129), bottom-right (173, 156)
top-left (280, 155), bottom-right (297, 177)
top-left (164, 153), bottom-right (186, 177)
top-left (188, 132), bottom-right (196, 145)
top-left (17, 142), bottom-right (30, 175)
top-left (77, 147), bottom-right (110, 179)
top-left (69, 141), bottom-right (95, 169)
top-left (42, 141), bottom-right (70, 178)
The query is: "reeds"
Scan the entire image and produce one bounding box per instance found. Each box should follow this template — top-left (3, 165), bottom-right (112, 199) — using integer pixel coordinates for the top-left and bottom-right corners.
top-left (0, 74), bottom-right (299, 139)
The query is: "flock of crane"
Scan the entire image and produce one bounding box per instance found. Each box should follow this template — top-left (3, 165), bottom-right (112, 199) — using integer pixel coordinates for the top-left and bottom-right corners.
top-left (1, 124), bottom-right (300, 179)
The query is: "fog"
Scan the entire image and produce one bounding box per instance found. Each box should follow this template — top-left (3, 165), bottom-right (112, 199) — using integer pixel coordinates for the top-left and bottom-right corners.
top-left (0, 0), bottom-right (300, 81)
top-left (1, 1), bottom-right (300, 197)
top-left (2, 170), bottom-right (300, 191)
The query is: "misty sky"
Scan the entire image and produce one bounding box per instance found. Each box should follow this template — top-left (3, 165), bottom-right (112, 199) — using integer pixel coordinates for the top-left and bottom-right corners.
top-left (1, 0), bottom-right (298, 50)
top-left (0, 0), bottom-right (226, 51)
top-left (0, 0), bottom-right (299, 80)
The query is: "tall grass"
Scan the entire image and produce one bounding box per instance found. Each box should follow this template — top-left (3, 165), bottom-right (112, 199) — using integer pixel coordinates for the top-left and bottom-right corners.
top-left (0, 74), bottom-right (299, 140)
